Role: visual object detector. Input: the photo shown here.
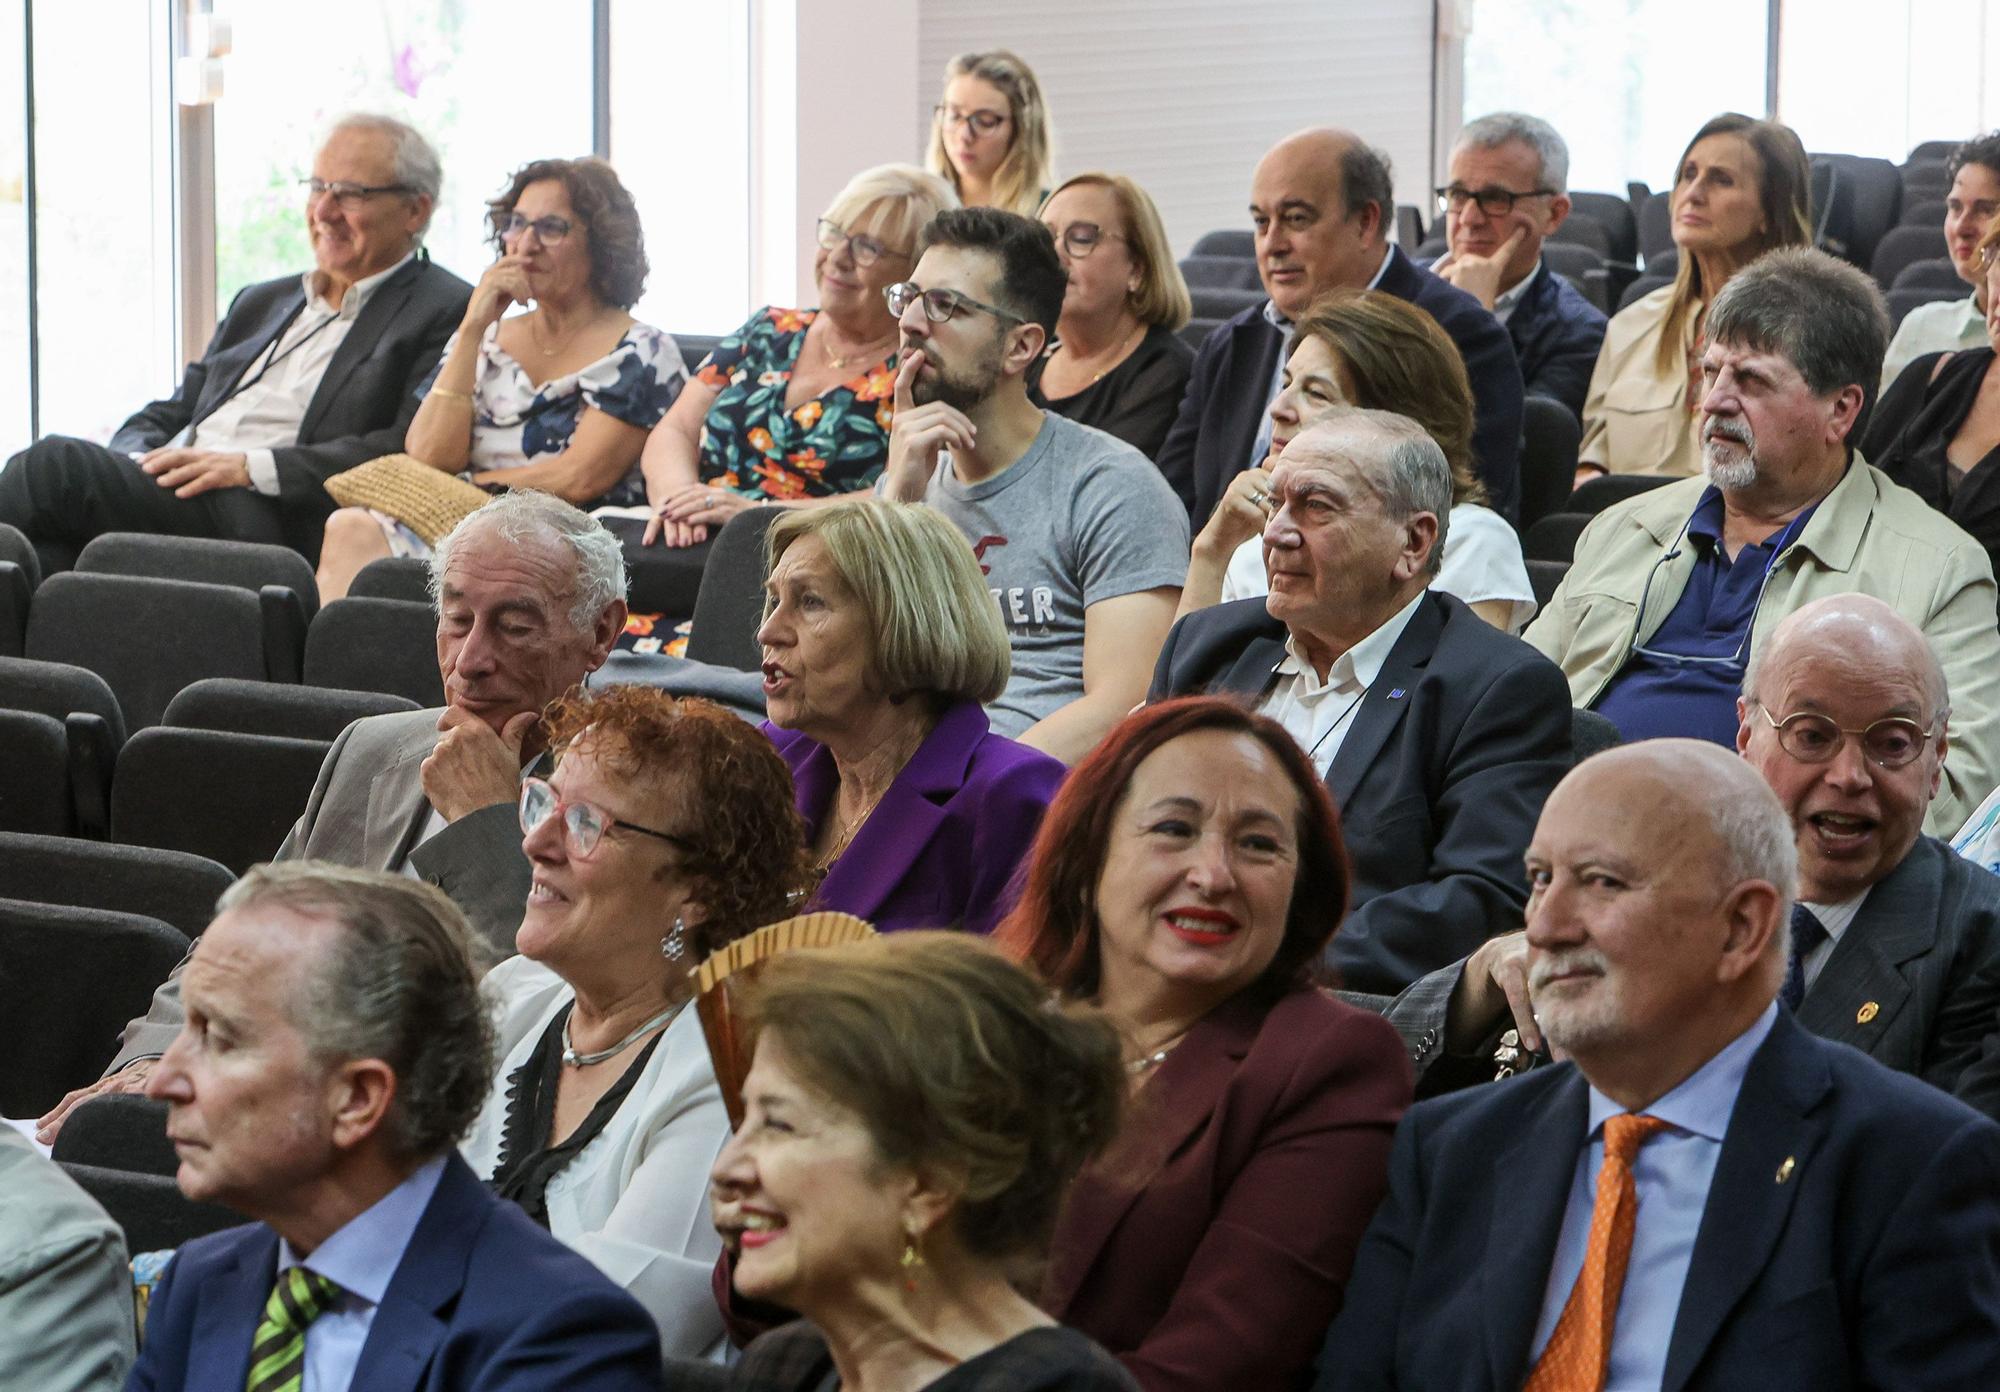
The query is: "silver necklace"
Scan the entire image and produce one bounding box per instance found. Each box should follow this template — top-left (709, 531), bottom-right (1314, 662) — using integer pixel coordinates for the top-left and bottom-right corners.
top-left (562, 1002), bottom-right (681, 1068)
top-left (1124, 1025), bottom-right (1192, 1075)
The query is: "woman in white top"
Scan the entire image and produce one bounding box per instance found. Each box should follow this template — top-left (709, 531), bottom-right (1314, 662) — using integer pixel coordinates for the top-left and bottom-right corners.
top-left (1177, 288), bottom-right (1535, 632)
top-left (459, 685), bottom-right (813, 1359)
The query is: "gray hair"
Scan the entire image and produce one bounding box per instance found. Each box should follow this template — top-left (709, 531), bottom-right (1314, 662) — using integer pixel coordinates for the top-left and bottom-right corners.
top-left (1455, 111), bottom-right (1570, 193)
top-left (1340, 140), bottom-right (1396, 231)
top-left (1304, 407), bottom-right (1454, 577)
top-left (216, 863), bottom-right (495, 1160)
top-left (1707, 247), bottom-right (1891, 413)
top-left (323, 113), bottom-right (442, 234)
top-left (428, 491), bottom-right (627, 633)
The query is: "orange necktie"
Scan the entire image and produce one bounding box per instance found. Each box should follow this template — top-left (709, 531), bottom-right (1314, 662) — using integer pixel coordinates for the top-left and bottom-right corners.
top-left (1521, 1112), bottom-right (1674, 1392)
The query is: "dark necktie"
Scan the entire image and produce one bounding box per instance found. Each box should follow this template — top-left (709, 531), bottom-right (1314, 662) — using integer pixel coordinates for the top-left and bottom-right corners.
top-left (1780, 904), bottom-right (1828, 1012)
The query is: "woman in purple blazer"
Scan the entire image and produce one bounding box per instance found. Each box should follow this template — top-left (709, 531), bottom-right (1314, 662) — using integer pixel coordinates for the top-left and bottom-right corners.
top-left (757, 498), bottom-right (1065, 933)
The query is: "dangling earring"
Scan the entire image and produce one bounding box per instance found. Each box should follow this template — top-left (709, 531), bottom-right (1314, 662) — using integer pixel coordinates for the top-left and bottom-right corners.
top-left (661, 916), bottom-right (687, 963)
top-left (900, 1225), bottom-right (926, 1294)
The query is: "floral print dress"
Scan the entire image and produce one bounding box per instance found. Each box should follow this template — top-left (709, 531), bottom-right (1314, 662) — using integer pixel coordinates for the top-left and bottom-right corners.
top-left (695, 306), bottom-right (897, 498)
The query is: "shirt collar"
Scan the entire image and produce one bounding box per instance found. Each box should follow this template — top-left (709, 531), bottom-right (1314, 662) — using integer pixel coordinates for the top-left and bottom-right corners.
top-left (1365, 243), bottom-right (1396, 291)
top-left (1684, 482), bottom-right (1821, 557)
top-left (1493, 259), bottom-right (1542, 318)
top-left (1956, 292), bottom-right (1986, 331)
top-left (1800, 890), bottom-right (1868, 945)
top-left (1585, 1001), bottom-right (1778, 1144)
top-left (1273, 588), bottom-right (1426, 693)
top-left (304, 250), bottom-right (416, 318)
top-left (277, 1154), bottom-right (447, 1306)
top-left (1261, 298), bottom-right (1291, 332)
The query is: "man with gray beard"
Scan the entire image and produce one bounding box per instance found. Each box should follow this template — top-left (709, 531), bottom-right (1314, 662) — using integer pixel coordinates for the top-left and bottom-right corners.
top-left (1523, 247), bottom-right (2000, 835)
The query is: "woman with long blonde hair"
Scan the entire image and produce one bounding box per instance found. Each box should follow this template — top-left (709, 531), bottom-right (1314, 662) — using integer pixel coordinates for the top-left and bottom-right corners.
top-left (925, 50), bottom-right (1055, 217)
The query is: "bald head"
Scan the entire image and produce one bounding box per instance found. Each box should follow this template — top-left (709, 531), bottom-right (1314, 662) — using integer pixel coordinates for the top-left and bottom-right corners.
top-left (1747, 594), bottom-right (1947, 724)
top-left (1250, 127), bottom-right (1393, 317)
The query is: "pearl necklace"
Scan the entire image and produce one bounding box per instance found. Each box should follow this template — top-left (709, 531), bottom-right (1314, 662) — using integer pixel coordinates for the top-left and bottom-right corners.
top-left (562, 1002), bottom-right (681, 1068)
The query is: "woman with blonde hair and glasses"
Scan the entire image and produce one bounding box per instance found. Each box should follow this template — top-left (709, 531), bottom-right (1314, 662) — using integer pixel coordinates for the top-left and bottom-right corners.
top-left (1033, 173), bottom-right (1195, 460)
top-left (926, 50), bottom-right (1055, 217)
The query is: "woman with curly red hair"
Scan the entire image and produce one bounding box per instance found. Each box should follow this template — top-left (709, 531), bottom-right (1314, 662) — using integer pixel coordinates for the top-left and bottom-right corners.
top-left (459, 684), bottom-right (813, 1360)
top-left (996, 696), bottom-right (1412, 1392)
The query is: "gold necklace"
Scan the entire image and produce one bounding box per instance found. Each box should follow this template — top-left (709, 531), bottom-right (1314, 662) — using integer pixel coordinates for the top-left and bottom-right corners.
top-left (529, 310), bottom-right (594, 360)
top-left (1058, 322), bottom-right (1146, 384)
top-left (814, 785), bottom-right (890, 869)
top-left (821, 323), bottom-right (896, 371)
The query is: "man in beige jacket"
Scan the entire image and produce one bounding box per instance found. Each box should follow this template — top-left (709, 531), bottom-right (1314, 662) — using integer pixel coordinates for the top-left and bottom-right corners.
top-left (1527, 248), bottom-right (2000, 836)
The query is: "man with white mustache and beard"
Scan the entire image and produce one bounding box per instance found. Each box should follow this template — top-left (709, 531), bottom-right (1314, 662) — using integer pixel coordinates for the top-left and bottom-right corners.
top-left (1316, 740), bottom-right (2000, 1392)
top-left (1524, 247), bottom-right (2000, 836)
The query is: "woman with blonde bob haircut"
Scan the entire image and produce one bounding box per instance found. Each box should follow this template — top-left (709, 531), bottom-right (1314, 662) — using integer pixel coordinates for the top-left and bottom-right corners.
top-left (926, 49), bottom-right (1055, 217)
top-left (757, 497), bottom-right (1067, 933)
top-left (1032, 173), bottom-right (1196, 459)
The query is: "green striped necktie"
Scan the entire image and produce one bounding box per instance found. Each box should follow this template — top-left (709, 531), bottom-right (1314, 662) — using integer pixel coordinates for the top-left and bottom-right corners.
top-left (245, 1265), bottom-right (343, 1392)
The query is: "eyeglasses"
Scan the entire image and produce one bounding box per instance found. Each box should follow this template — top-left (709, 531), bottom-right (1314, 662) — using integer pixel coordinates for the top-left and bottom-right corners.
top-left (1755, 704), bottom-right (1942, 769)
top-left (300, 177), bottom-right (415, 208)
top-left (816, 219), bottom-right (907, 269)
top-left (519, 777), bottom-right (693, 860)
top-left (1434, 184), bottom-right (1558, 217)
top-left (500, 212), bottom-right (575, 245)
top-left (935, 105), bottom-right (1007, 137)
top-left (1627, 518), bottom-right (1787, 672)
top-left (884, 281), bottom-right (1025, 326)
top-left (1044, 220), bottom-right (1128, 259)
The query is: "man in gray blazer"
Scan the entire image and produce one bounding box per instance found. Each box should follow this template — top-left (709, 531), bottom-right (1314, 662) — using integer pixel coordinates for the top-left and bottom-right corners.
top-left (36, 493), bottom-right (628, 1140)
top-left (1390, 593), bottom-right (2000, 1118)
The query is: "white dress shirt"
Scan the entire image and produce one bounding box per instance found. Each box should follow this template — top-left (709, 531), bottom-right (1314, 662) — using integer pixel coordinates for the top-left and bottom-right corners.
top-left (1798, 891), bottom-right (1867, 992)
top-left (1879, 291), bottom-right (1986, 394)
top-left (1258, 588), bottom-right (1426, 776)
top-left (190, 253), bottom-right (416, 494)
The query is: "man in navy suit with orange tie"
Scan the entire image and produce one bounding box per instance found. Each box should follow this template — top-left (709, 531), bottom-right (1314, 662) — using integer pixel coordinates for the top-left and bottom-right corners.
top-left (1318, 739), bottom-right (2000, 1391)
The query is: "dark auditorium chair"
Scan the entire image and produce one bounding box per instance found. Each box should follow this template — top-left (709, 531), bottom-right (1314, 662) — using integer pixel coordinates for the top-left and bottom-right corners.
top-left (1899, 197), bottom-right (1945, 230)
top-left (1178, 317), bottom-right (1222, 352)
top-left (0, 655), bottom-right (125, 836)
top-left (1889, 284), bottom-right (1966, 329)
top-left (1571, 472), bottom-right (1674, 514)
top-left (1870, 225), bottom-right (1949, 291)
top-left (0, 831), bottom-right (232, 939)
top-left (1526, 559), bottom-right (1570, 614)
top-left (1893, 258), bottom-right (1968, 291)
top-left (1192, 228), bottom-right (1254, 259)
top-left (1394, 205), bottom-right (1426, 252)
top-left (110, 727), bottom-right (331, 874)
top-left (1908, 139), bottom-right (1959, 164)
top-left (348, 555), bottom-right (432, 604)
top-left (0, 897), bottom-right (188, 1116)
top-left (1571, 708), bottom-right (1622, 764)
top-left (1523, 512), bottom-right (1592, 564)
top-left (0, 521), bottom-right (39, 657)
top-left (1617, 273), bottom-right (1673, 313)
top-left (25, 572), bottom-right (306, 730)
top-left (685, 506), bottom-right (786, 673)
top-left (77, 531), bottom-right (320, 621)
top-left (1519, 396), bottom-right (1582, 531)
top-left (1542, 242), bottom-right (1606, 282)
top-left (51, 1094), bottom-right (180, 1177)
top-left (1548, 217), bottom-right (1612, 259)
top-left (60, 1163), bottom-right (243, 1255)
top-left (1637, 191), bottom-right (1673, 263)
top-left (163, 676), bottom-right (418, 742)
top-left (1900, 159), bottom-right (1949, 203)
top-left (674, 332), bottom-right (725, 374)
top-left (1567, 191), bottom-right (1640, 267)
top-left (1190, 284), bottom-right (1265, 321)
top-left (0, 709), bottom-right (72, 834)
top-left (1814, 153), bottom-right (1900, 267)
top-left (1178, 254), bottom-right (1263, 291)
top-left (1643, 248), bottom-right (1678, 276)
top-left (303, 597), bottom-right (445, 707)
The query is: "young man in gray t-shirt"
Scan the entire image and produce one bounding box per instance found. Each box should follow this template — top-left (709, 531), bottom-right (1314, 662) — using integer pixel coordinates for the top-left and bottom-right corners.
top-left (881, 208), bottom-right (1188, 762)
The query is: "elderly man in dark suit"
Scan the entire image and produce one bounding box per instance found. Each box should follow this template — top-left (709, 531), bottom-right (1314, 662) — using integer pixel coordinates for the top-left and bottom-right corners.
top-left (1318, 740), bottom-right (2000, 1392)
top-left (1426, 111), bottom-right (1607, 421)
top-left (1156, 127), bottom-right (1525, 525)
top-left (0, 113), bottom-right (470, 568)
top-left (1391, 593), bottom-right (2000, 1119)
top-left (1149, 409), bottom-right (1572, 995)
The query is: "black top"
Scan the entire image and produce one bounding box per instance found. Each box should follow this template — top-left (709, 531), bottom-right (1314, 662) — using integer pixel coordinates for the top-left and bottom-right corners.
top-left (728, 1322), bottom-right (1140, 1391)
top-left (1863, 347), bottom-right (2000, 578)
top-left (487, 1001), bottom-right (664, 1226)
top-left (1027, 324), bottom-right (1194, 462)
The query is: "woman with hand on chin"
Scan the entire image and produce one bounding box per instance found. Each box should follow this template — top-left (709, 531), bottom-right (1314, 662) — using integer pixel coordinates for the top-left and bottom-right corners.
top-left (315, 156), bottom-right (682, 599)
top-left (640, 166), bottom-right (955, 548)
top-left (997, 697), bottom-right (1411, 1392)
top-left (1030, 173), bottom-right (1194, 460)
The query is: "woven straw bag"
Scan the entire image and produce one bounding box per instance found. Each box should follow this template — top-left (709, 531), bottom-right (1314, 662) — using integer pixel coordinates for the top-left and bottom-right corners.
top-left (324, 453), bottom-right (493, 545)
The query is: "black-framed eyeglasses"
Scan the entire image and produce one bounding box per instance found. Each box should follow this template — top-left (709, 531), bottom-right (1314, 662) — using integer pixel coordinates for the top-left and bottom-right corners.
top-left (935, 105), bottom-right (1007, 136)
top-left (519, 777), bottom-right (694, 861)
top-left (1434, 184), bottom-right (1558, 217)
top-left (1043, 220), bottom-right (1128, 260)
top-left (500, 212), bottom-right (575, 245)
top-left (1754, 704), bottom-right (1943, 769)
top-left (1627, 518), bottom-right (1787, 672)
top-left (816, 218), bottom-right (907, 269)
top-left (884, 281), bottom-right (1025, 326)
top-left (301, 177), bottom-right (416, 208)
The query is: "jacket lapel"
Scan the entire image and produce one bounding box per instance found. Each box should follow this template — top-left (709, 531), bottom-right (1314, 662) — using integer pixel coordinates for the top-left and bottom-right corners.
top-left (300, 259), bottom-right (420, 442)
top-left (1483, 1071), bottom-right (1591, 1386)
top-left (193, 291), bottom-right (309, 431)
top-left (1326, 594), bottom-right (1441, 806)
top-left (347, 1155), bottom-right (486, 1391)
top-left (1797, 839), bottom-right (1936, 1050)
top-left (187, 1233), bottom-right (277, 1389)
top-left (1661, 1014), bottom-right (1831, 1392)
top-left (364, 721), bottom-right (437, 871)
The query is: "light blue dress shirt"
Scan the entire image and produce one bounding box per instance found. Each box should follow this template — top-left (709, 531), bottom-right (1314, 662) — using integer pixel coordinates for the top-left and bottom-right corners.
top-left (1527, 1003), bottom-right (1778, 1390)
top-left (274, 1154), bottom-right (447, 1392)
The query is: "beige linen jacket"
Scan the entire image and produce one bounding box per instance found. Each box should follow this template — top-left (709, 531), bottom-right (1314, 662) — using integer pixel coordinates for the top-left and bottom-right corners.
top-left (1578, 285), bottom-right (1705, 477)
top-left (1523, 458), bottom-right (2000, 836)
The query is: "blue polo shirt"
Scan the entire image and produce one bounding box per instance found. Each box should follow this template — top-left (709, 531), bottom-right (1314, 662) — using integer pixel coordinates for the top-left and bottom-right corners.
top-left (1593, 486), bottom-right (1818, 746)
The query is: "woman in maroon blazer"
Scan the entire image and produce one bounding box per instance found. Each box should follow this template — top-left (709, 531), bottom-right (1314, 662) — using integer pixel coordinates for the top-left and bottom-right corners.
top-left (996, 697), bottom-right (1413, 1392)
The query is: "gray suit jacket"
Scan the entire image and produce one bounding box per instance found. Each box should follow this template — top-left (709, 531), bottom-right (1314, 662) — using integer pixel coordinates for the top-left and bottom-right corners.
top-left (108, 709), bottom-right (531, 1069)
top-left (1382, 834), bottom-right (2000, 1117)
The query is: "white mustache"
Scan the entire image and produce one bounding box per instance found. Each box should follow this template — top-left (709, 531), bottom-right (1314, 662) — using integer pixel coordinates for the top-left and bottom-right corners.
top-left (1705, 419), bottom-right (1754, 447)
top-left (1528, 949), bottom-right (1609, 991)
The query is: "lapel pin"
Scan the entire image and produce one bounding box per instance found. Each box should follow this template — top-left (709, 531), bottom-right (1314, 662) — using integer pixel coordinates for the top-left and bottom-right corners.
top-left (1775, 1156), bottom-right (1795, 1184)
top-left (1856, 1001), bottom-right (1879, 1024)
top-left (1387, 688), bottom-right (1406, 700)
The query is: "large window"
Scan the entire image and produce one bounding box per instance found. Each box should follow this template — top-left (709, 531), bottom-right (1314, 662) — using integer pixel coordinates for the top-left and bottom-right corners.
top-left (1777, 1), bottom-right (2000, 161)
top-left (0, 3), bottom-right (25, 446)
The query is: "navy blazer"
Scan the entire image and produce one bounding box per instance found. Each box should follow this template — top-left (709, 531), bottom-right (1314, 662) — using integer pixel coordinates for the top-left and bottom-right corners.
top-left (1149, 591), bottom-right (1572, 995)
top-left (1155, 245), bottom-right (1526, 526)
top-left (126, 1154), bottom-right (664, 1392)
top-left (765, 699), bottom-right (1067, 935)
top-left (1317, 1011), bottom-right (2000, 1391)
top-left (1502, 263), bottom-right (1607, 422)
